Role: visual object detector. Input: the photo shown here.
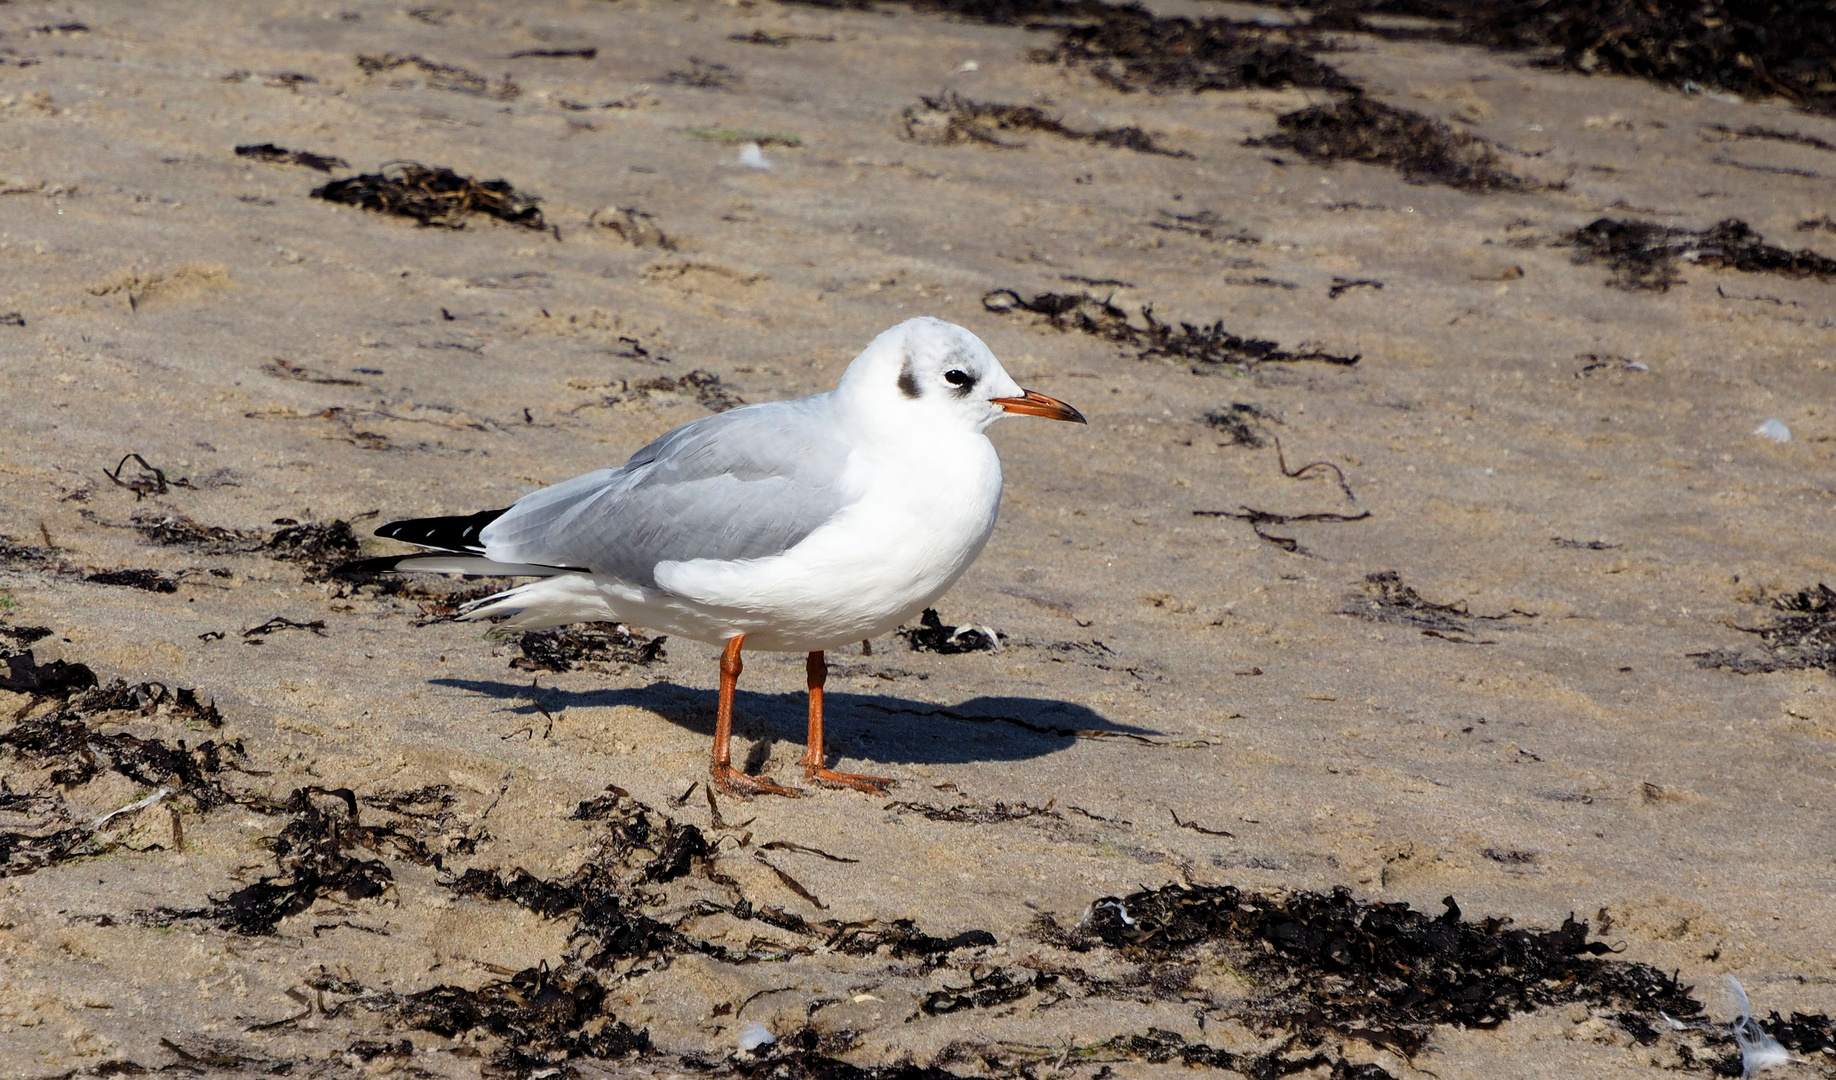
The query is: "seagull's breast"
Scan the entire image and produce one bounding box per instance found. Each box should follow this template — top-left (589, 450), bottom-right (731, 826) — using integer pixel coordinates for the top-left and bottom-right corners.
top-left (652, 431), bottom-right (1004, 648)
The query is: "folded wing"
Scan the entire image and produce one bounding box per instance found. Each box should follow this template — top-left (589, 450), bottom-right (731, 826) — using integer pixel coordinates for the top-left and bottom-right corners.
top-left (481, 396), bottom-right (856, 586)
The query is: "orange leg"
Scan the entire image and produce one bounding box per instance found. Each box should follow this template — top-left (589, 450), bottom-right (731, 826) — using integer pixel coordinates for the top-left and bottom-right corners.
top-left (800, 650), bottom-right (892, 793)
top-left (710, 636), bottom-right (800, 798)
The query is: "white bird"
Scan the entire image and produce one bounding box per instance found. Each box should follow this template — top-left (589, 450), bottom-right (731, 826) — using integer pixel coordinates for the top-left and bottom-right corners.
top-left (345, 317), bottom-right (1085, 796)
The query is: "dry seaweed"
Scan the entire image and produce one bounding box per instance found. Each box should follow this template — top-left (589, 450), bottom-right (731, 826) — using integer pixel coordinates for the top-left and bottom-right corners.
top-left (383, 963), bottom-right (650, 1076)
top-left (105, 452), bottom-right (194, 500)
top-left (1335, 571), bottom-right (1526, 636)
top-left (1249, 94), bottom-right (1535, 192)
top-left (664, 58), bottom-right (739, 89)
top-left (1193, 506), bottom-right (1370, 552)
top-left (313, 162), bottom-right (545, 230)
top-left (142, 787), bottom-right (434, 933)
top-left (1290, 0), bottom-right (1836, 118)
top-left (265, 518), bottom-right (361, 576)
top-left (1691, 583), bottom-right (1836, 674)
top-left (234, 143), bottom-right (349, 172)
top-left (901, 91), bottom-right (1190, 156)
top-left (1056, 883), bottom-right (1698, 1056)
top-left (883, 799), bottom-right (1059, 824)
top-left (84, 569), bottom-right (178, 593)
top-left (897, 609), bottom-right (1004, 654)
top-left (242, 616), bottom-right (327, 639)
top-left (588, 205), bottom-right (676, 249)
top-left (922, 967), bottom-right (1057, 1014)
top-left (130, 512), bottom-right (263, 553)
top-left (1562, 217), bottom-right (1836, 291)
top-left (571, 371), bottom-right (747, 414)
top-left (1038, 4), bottom-right (1351, 94)
top-left (356, 53), bottom-right (516, 98)
top-left (1205, 403), bottom-right (1278, 447)
top-left (1, 650), bottom-right (96, 695)
top-left (510, 623), bottom-right (668, 672)
top-left (7, 714), bottom-right (242, 808)
top-left (509, 47), bottom-right (598, 60)
top-left (1149, 209), bottom-right (1260, 244)
top-left (0, 535), bottom-right (57, 567)
top-left (832, 919), bottom-right (998, 959)
top-left (985, 289), bottom-right (1358, 370)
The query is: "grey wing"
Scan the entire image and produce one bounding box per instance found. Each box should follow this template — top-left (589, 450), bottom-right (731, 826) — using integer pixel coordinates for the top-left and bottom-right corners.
top-left (479, 396), bottom-right (854, 585)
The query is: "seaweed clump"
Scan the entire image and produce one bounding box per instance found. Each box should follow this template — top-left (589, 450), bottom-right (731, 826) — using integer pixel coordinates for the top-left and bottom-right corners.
top-left (141, 787), bottom-right (436, 934)
top-left (900, 91), bottom-right (1189, 156)
top-left (1290, 0), bottom-right (1836, 119)
top-left (1249, 94), bottom-right (1535, 192)
top-left (511, 623), bottom-right (668, 672)
top-left (1055, 883), bottom-right (1703, 1057)
top-left (1563, 217), bottom-right (1836, 291)
top-left (389, 965), bottom-right (651, 1074)
top-left (1, 658), bottom-right (244, 876)
top-left (313, 163), bottom-right (545, 230)
top-left (1041, 3), bottom-right (1351, 94)
top-left (1691, 583), bottom-right (1836, 674)
top-left (265, 518), bottom-right (362, 576)
top-left (985, 288), bottom-right (1359, 370)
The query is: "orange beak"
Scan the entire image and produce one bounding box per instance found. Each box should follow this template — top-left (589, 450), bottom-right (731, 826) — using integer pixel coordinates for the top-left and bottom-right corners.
top-left (991, 389), bottom-right (1087, 424)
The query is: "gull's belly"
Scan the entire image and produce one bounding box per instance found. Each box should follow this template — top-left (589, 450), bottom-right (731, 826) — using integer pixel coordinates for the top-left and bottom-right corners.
top-left (651, 438), bottom-right (1004, 650)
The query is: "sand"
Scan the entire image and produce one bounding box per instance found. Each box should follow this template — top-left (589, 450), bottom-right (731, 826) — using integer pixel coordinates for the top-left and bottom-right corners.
top-left (2, 0), bottom-right (1834, 1077)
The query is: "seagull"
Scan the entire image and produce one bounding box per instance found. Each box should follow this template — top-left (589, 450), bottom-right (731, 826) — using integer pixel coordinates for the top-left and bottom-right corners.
top-left (343, 317), bottom-right (1085, 796)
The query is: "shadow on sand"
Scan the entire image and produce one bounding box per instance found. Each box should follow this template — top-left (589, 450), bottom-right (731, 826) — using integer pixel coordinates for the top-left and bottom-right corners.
top-left (430, 676), bottom-right (1159, 766)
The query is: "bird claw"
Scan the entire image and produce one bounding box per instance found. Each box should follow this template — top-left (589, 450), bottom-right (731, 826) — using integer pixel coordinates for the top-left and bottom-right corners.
top-left (712, 764), bottom-right (803, 798)
top-left (806, 767), bottom-right (893, 794)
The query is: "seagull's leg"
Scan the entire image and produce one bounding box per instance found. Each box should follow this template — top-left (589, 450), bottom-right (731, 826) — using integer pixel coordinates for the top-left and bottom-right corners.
top-left (801, 649), bottom-right (892, 793)
top-left (709, 635), bottom-right (801, 798)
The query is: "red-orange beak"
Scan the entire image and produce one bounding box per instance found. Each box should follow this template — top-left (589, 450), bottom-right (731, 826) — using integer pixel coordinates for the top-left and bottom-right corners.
top-left (991, 389), bottom-right (1086, 424)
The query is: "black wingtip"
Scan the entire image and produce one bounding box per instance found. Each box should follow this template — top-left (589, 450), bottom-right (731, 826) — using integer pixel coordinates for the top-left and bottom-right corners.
top-left (375, 507), bottom-right (510, 552)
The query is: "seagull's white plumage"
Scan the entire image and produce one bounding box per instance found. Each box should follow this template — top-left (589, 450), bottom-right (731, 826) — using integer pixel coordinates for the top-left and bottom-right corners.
top-left (349, 316), bottom-right (1084, 795)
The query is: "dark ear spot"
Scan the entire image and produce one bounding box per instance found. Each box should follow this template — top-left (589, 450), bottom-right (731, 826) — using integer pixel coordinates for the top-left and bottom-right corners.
top-left (896, 355), bottom-right (921, 399)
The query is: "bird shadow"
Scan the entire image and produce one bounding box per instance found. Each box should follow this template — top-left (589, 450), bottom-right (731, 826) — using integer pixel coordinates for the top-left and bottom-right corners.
top-left (429, 676), bottom-right (1160, 766)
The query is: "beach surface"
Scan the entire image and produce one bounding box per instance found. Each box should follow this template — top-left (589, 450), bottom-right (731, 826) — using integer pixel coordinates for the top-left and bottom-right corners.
top-left (2, 1), bottom-right (1834, 1076)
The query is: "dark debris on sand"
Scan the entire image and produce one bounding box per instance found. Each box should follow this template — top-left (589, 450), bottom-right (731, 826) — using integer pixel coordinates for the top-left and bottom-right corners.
top-left (265, 518), bottom-right (361, 576)
top-left (1043, 883), bottom-right (1707, 1059)
top-left (897, 609), bottom-right (1004, 654)
top-left (1039, 2), bottom-right (1351, 95)
top-left (1249, 93), bottom-right (1536, 192)
top-left (313, 162), bottom-right (546, 230)
top-left (986, 288), bottom-right (1359, 370)
top-left (83, 568), bottom-right (179, 593)
top-left (1, 656), bottom-right (245, 876)
top-left (511, 623), bottom-right (668, 672)
top-left (901, 91), bottom-right (1189, 156)
top-left (1205, 402), bottom-right (1282, 447)
top-left (1691, 583), bottom-right (1836, 674)
top-left (1289, 0), bottom-right (1836, 118)
top-left (1562, 217), bottom-right (1836, 291)
top-left (1336, 571), bottom-right (1529, 638)
top-left (234, 142), bottom-right (349, 172)
top-left (142, 787), bottom-right (437, 934)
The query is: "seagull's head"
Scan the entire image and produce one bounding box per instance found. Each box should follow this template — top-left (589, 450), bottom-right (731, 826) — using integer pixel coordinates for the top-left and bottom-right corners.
top-left (837, 316), bottom-right (1085, 435)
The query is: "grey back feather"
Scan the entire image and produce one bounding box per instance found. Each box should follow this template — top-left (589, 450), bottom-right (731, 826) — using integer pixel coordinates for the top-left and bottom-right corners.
top-left (480, 396), bottom-right (854, 585)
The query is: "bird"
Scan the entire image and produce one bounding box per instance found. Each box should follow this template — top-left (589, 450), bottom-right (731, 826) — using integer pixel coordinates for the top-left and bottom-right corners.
top-left (341, 317), bottom-right (1085, 797)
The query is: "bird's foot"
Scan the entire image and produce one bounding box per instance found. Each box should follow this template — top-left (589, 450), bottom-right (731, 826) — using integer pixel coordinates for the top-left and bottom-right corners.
top-left (805, 766), bottom-right (893, 794)
top-left (712, 763), bottom-right (803, 798)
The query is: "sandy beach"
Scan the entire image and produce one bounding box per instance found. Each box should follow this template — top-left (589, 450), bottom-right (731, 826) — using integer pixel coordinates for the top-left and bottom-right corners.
top-left (2, 0), bottom-right (1835, 1076)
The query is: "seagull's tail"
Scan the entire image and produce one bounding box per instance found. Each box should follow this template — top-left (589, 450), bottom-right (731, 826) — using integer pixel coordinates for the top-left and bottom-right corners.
top-left (335, 553), bottom-right (583, 578)
top-left (332, 508), bottom-right (603, 630)
top-left (334, 507), bottom-right (588, 578)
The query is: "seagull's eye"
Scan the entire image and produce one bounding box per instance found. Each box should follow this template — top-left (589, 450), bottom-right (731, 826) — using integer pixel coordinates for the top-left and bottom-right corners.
top-left (943, 369), bottom-right (973, 387)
